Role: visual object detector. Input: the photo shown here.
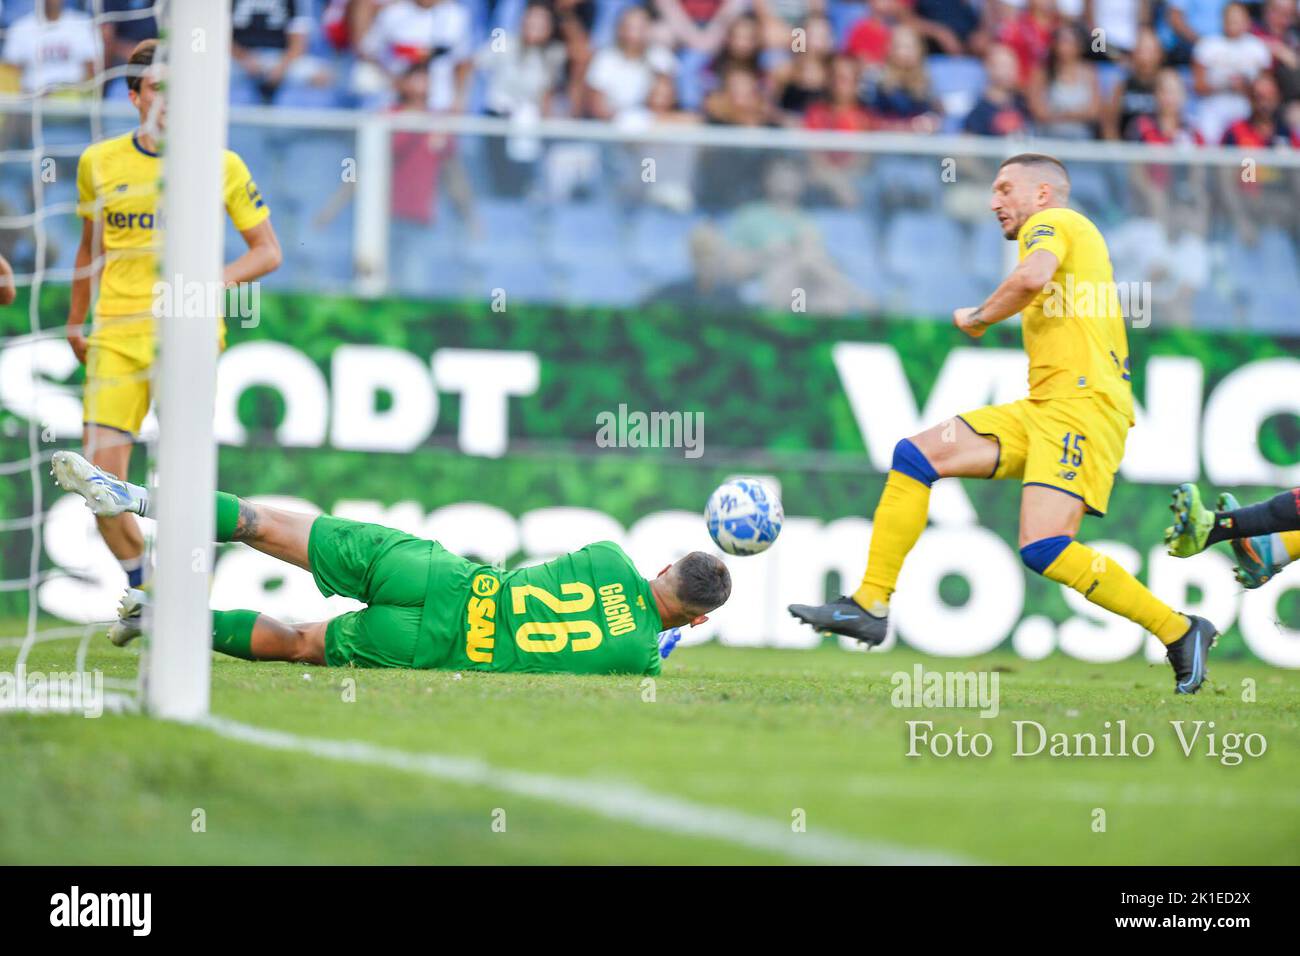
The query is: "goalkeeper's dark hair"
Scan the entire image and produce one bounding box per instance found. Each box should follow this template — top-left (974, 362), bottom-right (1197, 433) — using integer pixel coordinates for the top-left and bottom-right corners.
top-left (672, 551), bottom-right (732, 616)
top-left (126, 39), bottom-right (157, 94)
top-left (998, 152), bottom-right (1070, 184)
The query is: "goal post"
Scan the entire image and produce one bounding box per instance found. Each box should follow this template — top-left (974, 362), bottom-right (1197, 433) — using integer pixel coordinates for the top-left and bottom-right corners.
top-left (147, 0), bottom-right (231, 720)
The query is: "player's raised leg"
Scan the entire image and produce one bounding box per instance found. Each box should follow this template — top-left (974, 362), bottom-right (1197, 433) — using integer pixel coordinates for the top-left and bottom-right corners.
top-left (1020, 484), bottom-right (1216, 694)
top-left (53, 449), bottom-right (315, 570)
top-left (788, 417), bottom-right (999, 644)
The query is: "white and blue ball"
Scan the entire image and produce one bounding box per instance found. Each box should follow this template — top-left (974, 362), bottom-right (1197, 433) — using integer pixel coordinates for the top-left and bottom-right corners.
top-left (705, 478), bottom-right (783, 556)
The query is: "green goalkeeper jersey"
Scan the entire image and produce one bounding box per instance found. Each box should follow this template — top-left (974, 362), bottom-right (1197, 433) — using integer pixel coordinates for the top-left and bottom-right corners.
top-left (426, 541), bottom-right (664, 676)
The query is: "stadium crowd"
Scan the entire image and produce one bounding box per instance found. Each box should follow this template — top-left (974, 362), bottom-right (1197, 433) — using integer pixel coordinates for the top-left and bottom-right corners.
top-left (0, 0), bottom-right (1297, 147)
top-left (0, 0), bottom-right (1295, 330)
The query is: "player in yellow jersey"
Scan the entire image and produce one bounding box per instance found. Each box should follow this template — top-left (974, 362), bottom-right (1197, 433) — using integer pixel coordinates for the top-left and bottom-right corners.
top-left (790, 153), bottom-right (1218, 694)
top-left (68, 39), bottom-right (282, 591)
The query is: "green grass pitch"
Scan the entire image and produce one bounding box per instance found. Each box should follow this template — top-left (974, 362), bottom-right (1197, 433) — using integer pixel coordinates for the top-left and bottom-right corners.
top-left (2, 635), bottom-right (1298, 865)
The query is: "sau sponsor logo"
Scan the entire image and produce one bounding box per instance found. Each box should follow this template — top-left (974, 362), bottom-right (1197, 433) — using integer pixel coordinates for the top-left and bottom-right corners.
top-left (465, 573), bottom-right (499, 663)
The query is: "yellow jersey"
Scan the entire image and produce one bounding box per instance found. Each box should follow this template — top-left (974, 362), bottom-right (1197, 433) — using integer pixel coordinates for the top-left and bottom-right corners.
top-left (1016, 206), bottom-right (1133, 425)
top-left (76, 130), bottom-right (270, 337)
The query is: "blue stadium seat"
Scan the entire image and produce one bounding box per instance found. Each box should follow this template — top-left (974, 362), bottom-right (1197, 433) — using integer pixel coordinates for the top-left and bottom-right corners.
top-left (545, 200), bottom-right (626, 269)
top-left (628, 206), bottom-right (696, 284)
top-left (812, 208), bottom-right (885, 296)
top-left (968, 217), bottom-right (1009, 287)
top-left (928, 55), bottom-right (986, 126)
top-left (882, 210), bottom-right (965, 282)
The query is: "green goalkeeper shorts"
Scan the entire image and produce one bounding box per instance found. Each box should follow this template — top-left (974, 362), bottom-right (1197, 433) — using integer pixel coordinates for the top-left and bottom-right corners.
top-left (308, 516), bottom-right (472, 669)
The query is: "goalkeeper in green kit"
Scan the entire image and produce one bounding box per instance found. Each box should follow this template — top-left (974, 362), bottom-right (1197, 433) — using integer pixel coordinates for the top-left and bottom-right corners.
top-left (51, 452), bottom-right (730, 676)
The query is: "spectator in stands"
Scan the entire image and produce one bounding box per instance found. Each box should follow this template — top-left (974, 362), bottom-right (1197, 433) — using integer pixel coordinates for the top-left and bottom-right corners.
top-left (912, 0), bottom-right (983, 55)
top-left (1028, 22), bottom-right (1101, 138)
top-left (805, 52), bottom-right (874, 130)
top-left (843, 0), bottom-right (911, 67)
top-left (584, 5), bottom-right (677, 119)
top-left (710, 156), bottom-right (870, 315)
top-left (323, 0), bottom-right (389, 52)
top-left (652, 0), bottom-right (751, 54)
top-left (803, 55), bottom-right (874, 206)
top-left (478, 3), bottom-right (566, 120)
top-left (385, 64), bottom-right (476, 289)
top-left (1085, 0), bottom-right (1141, 59)
top-left (358, 0), bottom-right (474, 112)
top-left (1221, 68), bottom-right (1291, 144)
top-left (1125, 66), bottom-right (1202, 142)
top-left (771, 13), bottom-right (835, 122)
top-left (1161, 0), bottom-right (1229, 65)
top-left (101, 0), bottom-right (159, 81)
top-left (701, 12), bottom-right (768, 102)
top-left (1102, 26), bottom-right (1162, 139)
top-left (1123, 68), bottom-right (1207, 225)
top-left (997, 0), bottom-right (1058, 84)
top-left (704, 64), bottom-right (775, 124)
top-left (624, 73), bottom-right (701, 213)
top-left (753, 0), bottom-right (828, 51)
top-left (866, 24), bottom-right (943, 130)
top-left (231, 0), bottom-right (332, 105)
top-left (1191, 1), bottom-right (1272, 144)
top-left (1218, 71), bottom-right (1297, 246)
top-left (477, 3), bottom-right (567, 195)
top-left (962, 42), bottom-right (1032, 134)
top-left (1253, 0), bottom-right (1300, 102)
top-left (2, 0), bottom-right (99, 96)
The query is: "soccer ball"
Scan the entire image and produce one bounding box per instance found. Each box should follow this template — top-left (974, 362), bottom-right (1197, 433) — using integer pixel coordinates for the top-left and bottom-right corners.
top-left (705, 478), bottom-right (783, 556)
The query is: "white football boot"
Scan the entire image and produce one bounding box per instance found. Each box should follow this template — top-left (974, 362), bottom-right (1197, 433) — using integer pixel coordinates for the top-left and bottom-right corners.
top-left (50, 450), bottom-right (148, 517)
top-left (108, 587), bottom-right (150, 647)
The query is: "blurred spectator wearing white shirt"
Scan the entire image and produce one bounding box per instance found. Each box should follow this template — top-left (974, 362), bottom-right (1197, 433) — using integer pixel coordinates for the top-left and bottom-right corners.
top-left (583, 6), bottom-right (677, 120)
top-left (1192, 1), bottom-right (1272, 143)
top-left (358, 0), bottom-right (473, 111)
top-left (477, 3), bottom-right (567, 195)
top-left (3, 0), bottom-right (99, 96)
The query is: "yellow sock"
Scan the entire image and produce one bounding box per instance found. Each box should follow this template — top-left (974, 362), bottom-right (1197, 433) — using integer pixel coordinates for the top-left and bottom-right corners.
top-left (1280, 530), bottom-right (1300, 563)
top-left (853, 471), bottom-right (931, 610)
top-left (1042, 541), bottom-right (1189, 644)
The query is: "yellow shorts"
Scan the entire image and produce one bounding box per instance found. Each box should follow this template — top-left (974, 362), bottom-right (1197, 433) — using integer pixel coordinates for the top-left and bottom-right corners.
top-left (83, 333), bottom-right (154, 436)
top-left (957, 397), bottom-right (1130, 517)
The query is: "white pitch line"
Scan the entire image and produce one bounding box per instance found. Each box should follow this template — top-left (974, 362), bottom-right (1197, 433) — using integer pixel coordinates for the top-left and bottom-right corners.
top-left (201, 714), bottom-right (974, 865)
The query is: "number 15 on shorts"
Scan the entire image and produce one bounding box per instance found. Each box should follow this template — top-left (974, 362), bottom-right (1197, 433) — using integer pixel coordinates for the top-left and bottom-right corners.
top-left (1059, 432), bottom-right (1086, 467)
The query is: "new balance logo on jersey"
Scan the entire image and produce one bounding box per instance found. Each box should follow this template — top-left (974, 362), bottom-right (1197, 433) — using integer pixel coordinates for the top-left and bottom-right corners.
top-left (50, 886), bottom-right (151, 936)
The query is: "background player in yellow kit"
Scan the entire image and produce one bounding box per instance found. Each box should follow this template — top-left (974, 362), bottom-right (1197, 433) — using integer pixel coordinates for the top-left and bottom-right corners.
top-left (68, 39), bottom-right (282, 592)
top-left (791, 153), bottom-right (1218, 694)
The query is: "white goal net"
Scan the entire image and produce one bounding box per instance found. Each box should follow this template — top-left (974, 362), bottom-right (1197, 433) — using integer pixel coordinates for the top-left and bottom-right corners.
top-left (0, 0), bottom-right (223, 719)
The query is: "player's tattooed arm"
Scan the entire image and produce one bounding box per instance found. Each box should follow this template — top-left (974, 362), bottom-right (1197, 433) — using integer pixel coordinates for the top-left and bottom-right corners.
top-left (232, 499), bottom-right (261, 542)
top-left (955, 249), bottom-right (1060, 338)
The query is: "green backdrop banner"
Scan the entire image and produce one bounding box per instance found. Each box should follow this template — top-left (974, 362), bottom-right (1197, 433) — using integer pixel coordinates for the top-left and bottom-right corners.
top-left (2, 291), bottom-right (1298, 664)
